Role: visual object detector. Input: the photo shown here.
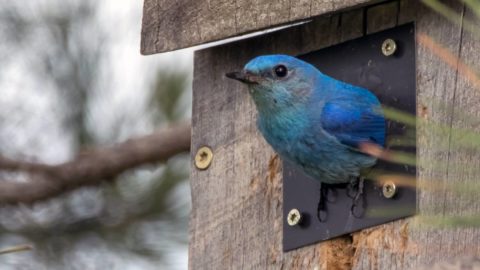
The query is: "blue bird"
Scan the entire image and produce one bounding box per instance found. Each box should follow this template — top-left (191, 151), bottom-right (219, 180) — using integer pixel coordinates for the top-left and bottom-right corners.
top-left (226, 54), bottom-right (385, 220)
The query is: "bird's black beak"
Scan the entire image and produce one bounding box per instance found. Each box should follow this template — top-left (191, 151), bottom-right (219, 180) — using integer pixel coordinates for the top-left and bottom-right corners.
top-left (226, 71), bottom-right (248, 83)
top-left (225, 71), bottom-right (257, 84)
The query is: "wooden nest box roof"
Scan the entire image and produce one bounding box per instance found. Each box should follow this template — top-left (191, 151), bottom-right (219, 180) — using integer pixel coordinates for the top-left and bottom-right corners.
top-left (140, 0), bottom-right (380, 54)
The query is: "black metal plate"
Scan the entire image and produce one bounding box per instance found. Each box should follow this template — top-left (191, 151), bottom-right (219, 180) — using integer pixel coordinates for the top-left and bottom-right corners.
top-left (283, 23), bottom-right (416, 251)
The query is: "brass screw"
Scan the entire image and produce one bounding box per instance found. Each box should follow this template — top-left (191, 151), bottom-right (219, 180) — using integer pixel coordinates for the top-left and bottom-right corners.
top-left (382, 181), bottom-right (397, 199)
top-left (287, 208), bottom-right (302, 226)
top-left (194, 146), bottom-right (213, 170)
top-left (382, 39), bottom-right (397, 56)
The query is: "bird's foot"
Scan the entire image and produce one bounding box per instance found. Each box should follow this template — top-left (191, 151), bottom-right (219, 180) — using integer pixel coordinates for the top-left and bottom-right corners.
top-left (350, 177), bottom-right (366, 218)
top-left (316, 182), bottom-right (328, 222)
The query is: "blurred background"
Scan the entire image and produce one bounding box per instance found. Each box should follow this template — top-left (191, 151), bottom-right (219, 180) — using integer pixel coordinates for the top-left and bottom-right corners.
top-left (0, 0), bottom-right (192, 269)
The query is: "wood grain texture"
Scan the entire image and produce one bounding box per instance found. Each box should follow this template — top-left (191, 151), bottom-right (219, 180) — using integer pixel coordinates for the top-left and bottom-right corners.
top-left (366, 1), bottom-right (399, 34)
top-left (353, 1), bottom-right (480, 269)
top-left (140, 0), bottom-right (385, 54)
top-left (189, 0), bottom-right (480, 269)
top-left (418, 257), bottom-right (480, 270)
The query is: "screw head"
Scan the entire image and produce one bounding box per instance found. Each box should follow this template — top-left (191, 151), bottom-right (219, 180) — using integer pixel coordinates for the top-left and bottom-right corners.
top-left (382, 39), bottom-right (397, 56)
top-left (287, 208), bottom-right (302, 226)
top-left (194, 146), bottom-right (213, 170)
top-left (382, 181), bottom-right (397, 199)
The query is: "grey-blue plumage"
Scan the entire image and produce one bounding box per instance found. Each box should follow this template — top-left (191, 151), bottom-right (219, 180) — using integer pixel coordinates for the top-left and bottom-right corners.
top-left (226, 54), bottom-right (385, 185)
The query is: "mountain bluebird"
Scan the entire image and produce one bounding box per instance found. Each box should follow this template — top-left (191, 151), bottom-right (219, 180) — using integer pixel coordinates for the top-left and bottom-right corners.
top-left (226, 54), bottom-right (385, 220)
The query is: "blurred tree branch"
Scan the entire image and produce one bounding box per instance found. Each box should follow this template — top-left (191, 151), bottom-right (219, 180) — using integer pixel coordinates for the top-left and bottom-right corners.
top-left (0, 244), bottom-right (33, 255)
top-left (0, 121), bottom-right (191, 205)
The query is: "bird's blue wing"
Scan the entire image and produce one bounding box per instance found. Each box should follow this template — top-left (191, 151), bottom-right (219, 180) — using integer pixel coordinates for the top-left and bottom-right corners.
top-left (320, 96), bottom-right (385, 148)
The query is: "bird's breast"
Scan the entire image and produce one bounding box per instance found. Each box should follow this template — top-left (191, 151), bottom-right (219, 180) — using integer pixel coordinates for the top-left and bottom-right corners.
top-left (257, 111), bottom-right (306, 148)
top-left (257, 112), bottom-right (332, 161)
top-left (257, 112), bottom-right (373, 183)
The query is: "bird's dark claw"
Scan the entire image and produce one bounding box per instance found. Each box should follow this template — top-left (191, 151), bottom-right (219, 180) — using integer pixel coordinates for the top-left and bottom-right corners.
top-left (350, 177), bottom-right (366, 218)
top-left (316, 183), bottom-right (328, 222)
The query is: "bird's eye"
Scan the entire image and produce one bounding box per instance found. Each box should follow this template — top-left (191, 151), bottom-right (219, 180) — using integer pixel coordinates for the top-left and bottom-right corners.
top-left (274, 65), bottom-right (288, 78)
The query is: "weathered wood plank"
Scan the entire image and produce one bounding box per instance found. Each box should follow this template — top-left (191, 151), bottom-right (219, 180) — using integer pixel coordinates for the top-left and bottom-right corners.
top-left (141, 0), bottom-right (385, 54)
top-left (190, 8), bottom-right (366, 270)
top-left (445, 4), bottom-right (480, 219)
top-left (353, 0), bottom-right (480, 269)
top-left (366, 1), bottom-right (399, 34)
top-left (408, 0), bottom-right (480, 266)
top-left (420, 257), bottom-right (480, 270)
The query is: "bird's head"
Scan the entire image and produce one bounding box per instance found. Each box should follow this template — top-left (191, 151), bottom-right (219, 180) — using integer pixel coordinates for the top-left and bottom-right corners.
top-left (226, 55), bottom-right (319, 113)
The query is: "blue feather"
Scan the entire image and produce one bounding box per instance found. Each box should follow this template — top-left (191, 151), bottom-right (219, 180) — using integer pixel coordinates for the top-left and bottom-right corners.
top-left (319, 84), bottom-right (385, 148)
